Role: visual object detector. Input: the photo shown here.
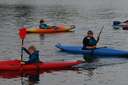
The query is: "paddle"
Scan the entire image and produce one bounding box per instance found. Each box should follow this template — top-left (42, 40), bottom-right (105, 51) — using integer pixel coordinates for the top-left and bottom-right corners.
top-left (18, 27), bottom-right (27, 85)
top-left (19, 28), bottom-right (40, 79)
top-left (96, 26), bottom-right (104, 45)
top-left (19, 27), bottom-right (27, 61)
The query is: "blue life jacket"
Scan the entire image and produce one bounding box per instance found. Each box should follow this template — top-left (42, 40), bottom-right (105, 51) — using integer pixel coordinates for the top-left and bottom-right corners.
top-left (88, 38), bottom-right (97, 46)
top-left (39, 23), bottom-right (49, 29)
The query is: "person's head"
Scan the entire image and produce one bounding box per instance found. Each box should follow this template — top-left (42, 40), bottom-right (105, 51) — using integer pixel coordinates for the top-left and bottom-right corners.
top-left (87, 30), bottom-right (94, 37)
top-left (40, 19), bottom-right (45, 23)
top-left (28, 45), bottom-right (36, 54)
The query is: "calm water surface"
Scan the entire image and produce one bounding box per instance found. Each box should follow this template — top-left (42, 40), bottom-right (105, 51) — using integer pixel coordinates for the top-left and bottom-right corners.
top-left (0, 0), bottom-right (128, 85)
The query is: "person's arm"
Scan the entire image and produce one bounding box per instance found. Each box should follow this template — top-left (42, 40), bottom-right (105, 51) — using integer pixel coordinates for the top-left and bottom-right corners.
top-left (93, 38), bottom-right (97, 45)
top-left (22, 47), bottom-right (31, 55)
top-left (83, 37), bottom-right (89, 47)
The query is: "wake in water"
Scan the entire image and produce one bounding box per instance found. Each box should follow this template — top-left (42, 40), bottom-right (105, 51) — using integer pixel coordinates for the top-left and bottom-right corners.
top-left (74, 58), bottom-right (128, 69)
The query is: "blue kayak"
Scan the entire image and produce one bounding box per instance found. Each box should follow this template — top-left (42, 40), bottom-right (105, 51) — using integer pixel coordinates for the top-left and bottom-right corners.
top-left (56, 44), bottom-right (128, 57)
top-left (112, 21), bottom-right (122, 29)
top-left (112, 25), bottom-right (121, 29)
top-left (112, 21), bottom-right (128, 30)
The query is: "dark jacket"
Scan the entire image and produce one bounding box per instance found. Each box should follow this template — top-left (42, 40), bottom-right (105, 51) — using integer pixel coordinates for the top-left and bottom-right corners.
top-left (82, 36), bottom-right (97, 50)
top-left (22, 47), bottom-right (40, 64)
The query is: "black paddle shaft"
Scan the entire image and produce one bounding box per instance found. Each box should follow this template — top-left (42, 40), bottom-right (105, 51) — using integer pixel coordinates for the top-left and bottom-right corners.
top-left (21, 39), bottom-right (24, 61)
top-left (96, 26), bottom-right (104, 45)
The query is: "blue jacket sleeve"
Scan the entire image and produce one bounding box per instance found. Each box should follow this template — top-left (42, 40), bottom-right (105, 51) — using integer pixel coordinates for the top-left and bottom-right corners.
top-left (26, 51), bottom-right (39, 64)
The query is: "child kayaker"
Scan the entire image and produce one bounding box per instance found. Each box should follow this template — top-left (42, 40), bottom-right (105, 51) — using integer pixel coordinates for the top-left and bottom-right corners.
top-left (82, 30), bottom-right (97, 50)
top-left (39, 19), bottom-right (49, 29)
top-left (22, 45), bottom-right (40, 64)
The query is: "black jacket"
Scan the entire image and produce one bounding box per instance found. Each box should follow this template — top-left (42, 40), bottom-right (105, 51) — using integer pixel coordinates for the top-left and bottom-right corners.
top-left (82, 36), bottom-right (97, 49)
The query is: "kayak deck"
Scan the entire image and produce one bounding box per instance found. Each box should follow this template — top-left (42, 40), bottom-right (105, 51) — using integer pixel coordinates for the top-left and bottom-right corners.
top-left (27, 25), bottom-right (75, 33)
top-left (56, 44), bottom-right (128, 57)
top-left (0, 60), bottom-right (82, 71)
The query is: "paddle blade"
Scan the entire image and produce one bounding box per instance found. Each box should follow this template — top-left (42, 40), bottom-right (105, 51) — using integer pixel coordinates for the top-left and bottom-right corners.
top-left (19, 27), bottom-right (27, 40)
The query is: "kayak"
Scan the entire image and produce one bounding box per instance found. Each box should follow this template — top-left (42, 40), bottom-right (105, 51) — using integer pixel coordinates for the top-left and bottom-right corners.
top-left (112, 21), bottom-right (128, 30)
top-left (112, 21), bottom-right (121, 29)
top-left (26, 25), bottom-right (75, 33)
top-left (0, 60), bottom-right (82, 71)
top-left (112, 25), bottom-right (121, 29)
top-left (56, 44), bottom-right (128, 57)
top-left (122, 27), bottom-right (128, 30)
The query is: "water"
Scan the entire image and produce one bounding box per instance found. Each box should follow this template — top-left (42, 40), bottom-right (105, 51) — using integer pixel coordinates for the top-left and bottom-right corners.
top-left (0, 0), bottom-right (128, 85)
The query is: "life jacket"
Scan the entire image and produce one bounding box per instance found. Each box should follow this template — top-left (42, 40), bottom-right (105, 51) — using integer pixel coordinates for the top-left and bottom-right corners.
top-left (83, 36), bottom-right (97, 50)
top-left (39, 23), bottom-right (49, 29)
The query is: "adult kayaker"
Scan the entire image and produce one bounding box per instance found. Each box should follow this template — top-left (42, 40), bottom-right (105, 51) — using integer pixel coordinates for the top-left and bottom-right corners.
top-left (39, 19), bottom-right (49, 29)
top-left (22, 45), bottom-right (40, 64)
top-left (82, 30), bottom-right (97, 50)
top-left (82, 30), bottom-right (97, 63)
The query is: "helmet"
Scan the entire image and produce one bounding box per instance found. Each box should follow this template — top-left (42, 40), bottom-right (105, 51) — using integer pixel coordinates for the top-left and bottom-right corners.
top-left (40, 19), bottom-right (44, 23)
top-left (87, 30), bottom-right (93, 34)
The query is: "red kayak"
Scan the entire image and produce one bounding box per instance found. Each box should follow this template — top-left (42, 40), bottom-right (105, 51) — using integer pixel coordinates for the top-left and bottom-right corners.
top-left (0, 60), bottom-right (82, 71)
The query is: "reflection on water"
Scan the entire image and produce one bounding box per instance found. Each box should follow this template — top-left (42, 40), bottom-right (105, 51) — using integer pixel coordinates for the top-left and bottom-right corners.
top-left (87, 69), bottom-right (94, 77)
top-left (0, 69), bottom-right (96, 85)
top-left (0, 70), bottom-right (40, 85)
top-left (39, 34), bottom-right (45, 41)
top-left (24, 72), bottom-right (40, 85)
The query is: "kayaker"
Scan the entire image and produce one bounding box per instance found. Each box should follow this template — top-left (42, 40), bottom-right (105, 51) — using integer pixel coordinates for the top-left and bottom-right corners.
top-left (39, 19), bottom-right (49, 29)
top-left (82, 30), bottom-right (97, 50)
top-left (82, 30), bottom-right (97, 63)
top-left (22, 45), bottom-right (40, 64)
